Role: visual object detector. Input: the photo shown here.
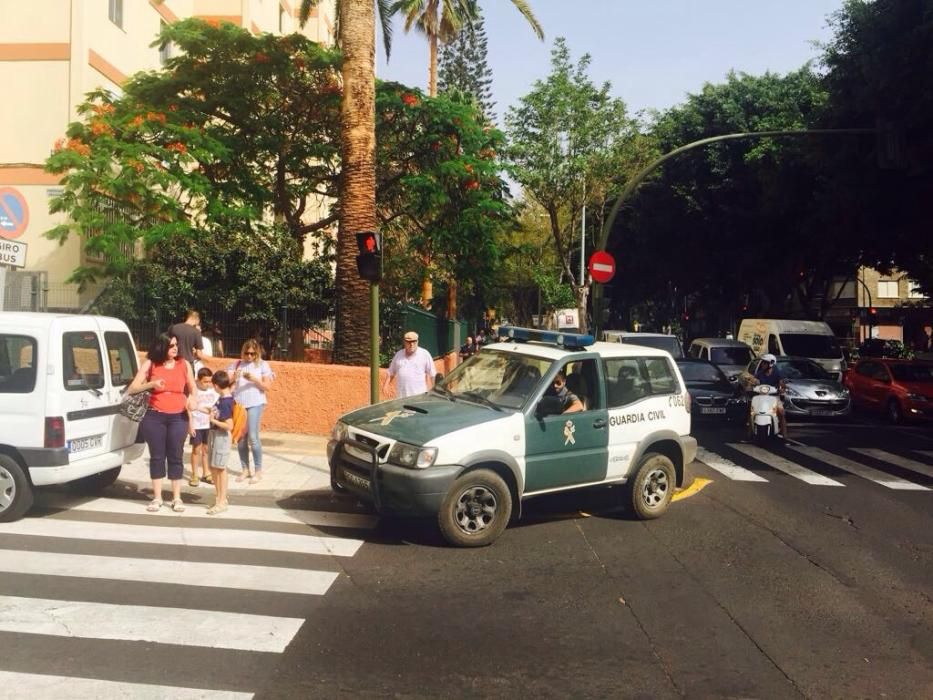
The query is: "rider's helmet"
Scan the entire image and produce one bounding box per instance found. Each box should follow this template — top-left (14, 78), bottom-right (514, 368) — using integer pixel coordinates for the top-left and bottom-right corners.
top-left (761, 353), bottom-right (777, 366)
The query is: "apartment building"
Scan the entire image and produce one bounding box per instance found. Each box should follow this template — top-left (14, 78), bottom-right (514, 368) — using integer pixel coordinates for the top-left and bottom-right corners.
top-left (0, 0), bottom-right (336, 311)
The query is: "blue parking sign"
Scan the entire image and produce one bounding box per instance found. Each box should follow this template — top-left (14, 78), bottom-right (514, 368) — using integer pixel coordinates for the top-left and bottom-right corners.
top-left (0, 187), bottom-right (29, 239)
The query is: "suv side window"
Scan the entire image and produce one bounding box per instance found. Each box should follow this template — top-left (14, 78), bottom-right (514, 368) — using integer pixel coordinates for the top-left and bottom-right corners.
top-left (644, 357), bottom-right (678, 395)
top-left (63, 331), bottom-right (105, 390)
top-left (688, 344), bottom-right (701, 359)
top-left (606, 358), bottom-right (648, 407)
top-left (105, 331), bottom-right (138, 387)
top-left (768, 334), bottom-right (781, 355)
top-left (0, 334), bottom-right (37, 394)
top-left (560, 358), bottom-right (601, 411)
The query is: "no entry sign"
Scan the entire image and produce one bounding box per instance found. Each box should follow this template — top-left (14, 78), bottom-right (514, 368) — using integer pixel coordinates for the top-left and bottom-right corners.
top-left (588, 250), bottom-right (616, 284)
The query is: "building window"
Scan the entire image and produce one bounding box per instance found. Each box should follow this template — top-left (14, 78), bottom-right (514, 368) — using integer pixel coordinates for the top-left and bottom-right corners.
top-left (877, 280), bottom-right (899, 299)
top-left (908, 279), bottom-right (927, 299)
top-left (159, 21), bottom-right (173, 65)
top-left (108, 0), bottom-right (123, 28)
top-left (84, 198), bottom-right (137, 265)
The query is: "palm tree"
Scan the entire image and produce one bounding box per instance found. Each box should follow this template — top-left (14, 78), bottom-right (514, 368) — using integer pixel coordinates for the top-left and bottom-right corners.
top-left (299, 0), bottom-right (391, 365)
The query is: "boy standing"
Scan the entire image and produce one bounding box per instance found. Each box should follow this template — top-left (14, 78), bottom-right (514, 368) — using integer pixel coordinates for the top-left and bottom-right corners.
top-left (206, 370), bottom-right (234, 515)
top-left (189, 367), bottom-right (218, 487)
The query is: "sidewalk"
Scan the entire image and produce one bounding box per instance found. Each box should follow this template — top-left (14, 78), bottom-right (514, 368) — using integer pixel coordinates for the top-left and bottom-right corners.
top-left (120, 431), bottom-right (334, 498)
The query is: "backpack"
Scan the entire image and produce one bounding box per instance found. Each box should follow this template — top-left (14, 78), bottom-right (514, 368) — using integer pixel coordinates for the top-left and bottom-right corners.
top-left (230, 400), bottom-right (248, 442)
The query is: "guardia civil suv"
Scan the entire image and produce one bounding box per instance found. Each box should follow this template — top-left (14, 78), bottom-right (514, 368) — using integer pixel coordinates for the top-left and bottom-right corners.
top-left (328, 327), bottom-right (697, 547)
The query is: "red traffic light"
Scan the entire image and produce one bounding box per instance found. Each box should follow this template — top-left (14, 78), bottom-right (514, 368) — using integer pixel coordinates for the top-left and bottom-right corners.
top-left (869, 307), bottom-right (877, 315)
top-left (355, 231), bottom-right (380, 254)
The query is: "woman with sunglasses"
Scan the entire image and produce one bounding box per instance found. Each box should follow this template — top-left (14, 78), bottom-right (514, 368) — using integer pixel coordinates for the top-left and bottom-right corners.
top-left (227, 339), bottom-right (275, 483)
top-left (127, 332), bottom-right (197, 512)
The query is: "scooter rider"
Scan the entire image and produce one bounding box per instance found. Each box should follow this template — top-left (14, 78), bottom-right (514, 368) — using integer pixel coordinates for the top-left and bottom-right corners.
top-left (752, 353), bottom-right (787, 438)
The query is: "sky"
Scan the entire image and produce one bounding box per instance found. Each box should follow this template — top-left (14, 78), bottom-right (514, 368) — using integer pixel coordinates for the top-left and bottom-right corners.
top-left (376, 0), bottom-right (847, 122)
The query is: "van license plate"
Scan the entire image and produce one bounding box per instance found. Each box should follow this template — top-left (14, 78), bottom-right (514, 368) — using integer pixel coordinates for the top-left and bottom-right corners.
top-left (68, 434), bottom-right (104, 453)
top-left (810, 410), bottom-right (835, 416)
top-left (343, 470), bottom-right (371, 490)
top-left (700, 407), bottom-right (726, 414)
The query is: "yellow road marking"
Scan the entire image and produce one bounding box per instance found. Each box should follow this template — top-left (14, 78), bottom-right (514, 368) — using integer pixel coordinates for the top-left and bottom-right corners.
top-left (672, 477), bottom-right (713, 502)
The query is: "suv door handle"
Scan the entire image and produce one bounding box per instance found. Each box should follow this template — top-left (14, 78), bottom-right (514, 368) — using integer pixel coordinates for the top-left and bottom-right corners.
top-left (593, 419), bottom-right (607, 429)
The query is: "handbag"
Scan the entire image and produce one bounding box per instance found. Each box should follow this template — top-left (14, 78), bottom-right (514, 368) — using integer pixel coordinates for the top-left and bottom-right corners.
top-left (119, 364), bottom-right (153, 422)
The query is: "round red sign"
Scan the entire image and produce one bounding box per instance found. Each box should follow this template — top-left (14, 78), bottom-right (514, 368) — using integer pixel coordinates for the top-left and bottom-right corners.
top-left (588, 250), bottom-right (616, 284)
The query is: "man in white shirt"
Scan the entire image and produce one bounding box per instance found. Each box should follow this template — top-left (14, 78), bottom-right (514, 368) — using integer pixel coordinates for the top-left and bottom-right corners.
top-left (383, 331), bottom-right (435, 398)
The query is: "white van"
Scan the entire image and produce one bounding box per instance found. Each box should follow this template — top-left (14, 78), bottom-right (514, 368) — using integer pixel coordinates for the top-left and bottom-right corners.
top-left (0, 312), bottom-right (144, 521)
top-left (736, 319), bottom-right (846, 380)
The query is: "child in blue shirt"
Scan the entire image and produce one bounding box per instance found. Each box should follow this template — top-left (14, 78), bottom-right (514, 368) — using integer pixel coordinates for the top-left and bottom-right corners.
top-left (206, 370), bottom-right (235, 515)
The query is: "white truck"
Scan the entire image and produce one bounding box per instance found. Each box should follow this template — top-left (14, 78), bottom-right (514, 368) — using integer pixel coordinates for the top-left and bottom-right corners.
top-left (737, 318), bottom-right (846, 380)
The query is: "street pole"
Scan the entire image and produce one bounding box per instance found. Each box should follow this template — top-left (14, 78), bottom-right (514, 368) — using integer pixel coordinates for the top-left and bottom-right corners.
top-left (580, 181), bottom-right (586, 289)
top-left (370, 281), bottom-right (379, 404)
top-left (855, 271), bottom-right (873, 341)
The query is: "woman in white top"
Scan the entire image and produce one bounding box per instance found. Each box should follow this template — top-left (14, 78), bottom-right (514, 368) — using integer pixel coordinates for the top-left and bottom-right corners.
top-left (226, 339), bottom-right (274, 483)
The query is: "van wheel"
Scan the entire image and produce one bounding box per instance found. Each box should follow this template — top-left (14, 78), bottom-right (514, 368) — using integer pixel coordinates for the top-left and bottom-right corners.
top-left (886, 399), bottom-right (903, 424)
top-left (628, 453), bottom-right (675, 520)
top-left (0, 454), bottom-right (33, 523)
top-left (69, 466), bottom-right (122, 495)
top-left (438, 469), bottom-right (512, 547)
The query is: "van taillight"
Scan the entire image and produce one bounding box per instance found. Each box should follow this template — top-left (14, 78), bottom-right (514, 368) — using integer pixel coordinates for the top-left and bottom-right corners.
top-left (684, 391), bottom-right (691, 414)
top-left (45, 417), bottom-right (65, 448)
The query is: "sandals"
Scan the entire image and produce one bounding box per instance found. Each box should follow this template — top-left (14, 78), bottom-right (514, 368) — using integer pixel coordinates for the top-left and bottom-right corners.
top-left (249, 472), bottom-right (262, 484)
top-left (201, 474), bottom-right (214, 485)
top-left (146, 499), bottom-right (163, 512)
top-left (171, 499), bottom-right (185, 513)
top-left (235, 470), bottom-right (251, 483)
top-left (206, 502), bottom-right (228, 516)
top-left (188, 477), bottom-right (200, 487)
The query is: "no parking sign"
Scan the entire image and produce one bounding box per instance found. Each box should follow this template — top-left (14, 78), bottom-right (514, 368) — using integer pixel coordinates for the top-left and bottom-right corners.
top-left (0, 187), bottom-right (29, 239)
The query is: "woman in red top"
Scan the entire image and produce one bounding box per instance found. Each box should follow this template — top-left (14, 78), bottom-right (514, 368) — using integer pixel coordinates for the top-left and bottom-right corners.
top-left (127, 333), bottom-right (197, 512)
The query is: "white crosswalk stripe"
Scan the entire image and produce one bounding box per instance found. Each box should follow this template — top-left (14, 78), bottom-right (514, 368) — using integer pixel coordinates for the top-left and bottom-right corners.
top-left (0, 595), bottom-right (303, 652)
top-left (788, 446), bottom-right (929, 491)
top-left (0, 671), bottom-right (252, 700)
top-left (695, 447), bottom-right (768, 482)
top-left (850, 448), bottom-right (933, 480)
top-left (0, 493), bottom-right (376, 697)
top-left (0, 514), bottom-right (364, 557)
top-left (726, 443), bottom-right (844, 486)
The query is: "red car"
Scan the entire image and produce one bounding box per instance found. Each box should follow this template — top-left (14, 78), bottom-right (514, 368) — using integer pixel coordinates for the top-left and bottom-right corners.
top-left (844, 358), bottom-right (933, 423)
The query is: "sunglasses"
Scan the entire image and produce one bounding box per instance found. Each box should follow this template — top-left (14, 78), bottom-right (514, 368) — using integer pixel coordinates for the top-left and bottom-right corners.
top-left (244, 351), bottom-right (256, 356)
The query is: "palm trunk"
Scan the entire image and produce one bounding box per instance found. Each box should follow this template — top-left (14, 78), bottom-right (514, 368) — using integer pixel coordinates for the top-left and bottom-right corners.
top-left (333, 0), bottom-right (377, 366)
top-left (428, 32), bottom-right (438, 97)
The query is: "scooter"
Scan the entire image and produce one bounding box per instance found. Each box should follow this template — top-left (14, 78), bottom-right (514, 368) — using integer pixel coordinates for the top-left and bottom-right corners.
top-left (749, 384), bottom-right (782, 444)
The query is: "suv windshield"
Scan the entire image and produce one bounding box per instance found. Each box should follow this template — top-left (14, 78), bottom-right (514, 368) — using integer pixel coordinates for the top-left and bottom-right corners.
top-left (779, 333), bottom-right (841, 359)
top-left (437, 350), bottom-right (553, 410)
top-left (890, 364), bottom-right (933, 382)
top-left (678, 361), bottom-right (726, 383)
top-left (618, 336), bottom-right (684, 358)
top-left (778, 359), bottom-right (830, 380)
top-left (710, 347), bottom-right (753, 365)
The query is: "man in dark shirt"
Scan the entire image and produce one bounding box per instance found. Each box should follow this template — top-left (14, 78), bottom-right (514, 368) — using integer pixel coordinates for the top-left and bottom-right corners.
top-left (753, 353), bottom-right (787, 438)
top-left (547, 370), bottom-right (584, 413)
top-left (169, 310), bottom-right (204, 369)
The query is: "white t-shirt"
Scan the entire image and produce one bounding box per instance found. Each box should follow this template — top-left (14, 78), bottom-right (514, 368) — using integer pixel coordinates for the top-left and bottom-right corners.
top-left (201, 336), bottom-right (214, 357)
top-left (388, 346), bottom-right (435, 398)
top-left (192, 386), bottom-right (219, 430)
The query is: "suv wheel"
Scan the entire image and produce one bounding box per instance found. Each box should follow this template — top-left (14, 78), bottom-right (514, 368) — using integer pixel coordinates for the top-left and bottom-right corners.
top-left (438, 469), bottom-right (512, 547)
top-left (0, 454), bottom-right (33, 523)
top-left (628, 453), bottom-right (675, 520)
top-left (886, 398), bottom-right (903, 424)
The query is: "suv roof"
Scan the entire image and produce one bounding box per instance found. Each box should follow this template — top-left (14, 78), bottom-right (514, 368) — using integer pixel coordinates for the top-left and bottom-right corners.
top-left (690, 337), bottom-right (750, 348)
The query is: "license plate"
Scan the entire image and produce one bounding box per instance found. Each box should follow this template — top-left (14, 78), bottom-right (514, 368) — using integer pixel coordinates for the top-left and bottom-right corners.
top-left (700, 407), bottom-right (727, 414)
top-left (343, 470), bottom-right (371, 490)
top-left (810, 410), bottom-right (836, 416)
top-left (68, 434), bottom-right (104, 453)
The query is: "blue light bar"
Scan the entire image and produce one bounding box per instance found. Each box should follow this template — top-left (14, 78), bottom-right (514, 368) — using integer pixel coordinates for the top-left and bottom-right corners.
top-left (498, 326), bottom-right (595, 349)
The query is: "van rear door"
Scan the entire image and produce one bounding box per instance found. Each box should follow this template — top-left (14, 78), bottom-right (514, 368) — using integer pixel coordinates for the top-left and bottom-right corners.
top-left (101, 320), bottom-right (140, 450)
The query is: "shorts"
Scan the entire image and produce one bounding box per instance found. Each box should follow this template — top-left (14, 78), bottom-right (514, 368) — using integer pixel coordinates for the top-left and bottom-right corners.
top-left (209, 430), bottom-right (232, 469)
top-left (190, 428), bottom-right (209, 447)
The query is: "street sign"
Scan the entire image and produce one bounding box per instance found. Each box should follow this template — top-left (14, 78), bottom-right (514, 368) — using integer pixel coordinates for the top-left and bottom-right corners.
top-left (0, 187), bottom-right (29, 239)
top-left (588, 250), bottom-right (615, 284)
top-left (0, 239), bottom-right (27, 268)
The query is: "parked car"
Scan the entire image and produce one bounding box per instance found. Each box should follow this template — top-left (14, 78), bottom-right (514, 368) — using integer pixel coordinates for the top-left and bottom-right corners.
top-left (675, 358), bottom-right (746, 424)
top-left (601, 330), bottom-right (684, 359)
top-left (856, 338), bottom-right (913, 359)
top-left (844, 358), bottom-right (933, 423)
top-left (739, 356), bottom-right (851, 418)
top-left (686, 338), bottom-right (755, 381)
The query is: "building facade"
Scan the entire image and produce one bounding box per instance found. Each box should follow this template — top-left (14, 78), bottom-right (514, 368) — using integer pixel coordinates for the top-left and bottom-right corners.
top-left (0, 0), bottom-right (335, 311)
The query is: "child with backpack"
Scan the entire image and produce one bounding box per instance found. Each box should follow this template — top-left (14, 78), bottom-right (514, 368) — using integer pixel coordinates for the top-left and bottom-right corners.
top-left (189, 366), bottom-right (218, 487)
top-left (205, 370), bottom-right (235, 515)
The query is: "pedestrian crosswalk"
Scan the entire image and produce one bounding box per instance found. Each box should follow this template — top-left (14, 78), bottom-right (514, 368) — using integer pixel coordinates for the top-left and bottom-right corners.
top-left (0, 493), bottom-right (376, 699)
top-left (694, 442), bottom-right (933, 492)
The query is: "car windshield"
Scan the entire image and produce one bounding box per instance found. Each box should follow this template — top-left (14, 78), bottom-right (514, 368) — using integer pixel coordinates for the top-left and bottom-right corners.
top-left (619, 336), bottom-right (684, 358)
top-left (778, 359), bottom-right (830, 380)
top-left (436, 350), bottom-right (553, 410)
top-left (890, 364), bottom-right (933, 382)
top-left (779, 333), bottom-right (841, 359)
top-left (678, 362), bottom-right (726, 383)
top-left (710, 347), bottom-right (753, 365)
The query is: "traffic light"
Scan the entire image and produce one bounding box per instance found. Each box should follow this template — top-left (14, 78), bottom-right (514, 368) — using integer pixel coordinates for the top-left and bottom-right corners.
top-left (355, 231), bottom-right (381, 282)
top-left (869, 307), bottom-right (877, 316)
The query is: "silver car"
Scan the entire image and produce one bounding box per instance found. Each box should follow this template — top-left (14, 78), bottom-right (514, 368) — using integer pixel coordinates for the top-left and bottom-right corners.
top-left (740, 356), bottom-right (851, 418)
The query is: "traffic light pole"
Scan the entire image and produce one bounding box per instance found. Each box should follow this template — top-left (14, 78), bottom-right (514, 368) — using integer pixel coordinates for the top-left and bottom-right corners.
top-left (370, 281), bottom-right (379, 404)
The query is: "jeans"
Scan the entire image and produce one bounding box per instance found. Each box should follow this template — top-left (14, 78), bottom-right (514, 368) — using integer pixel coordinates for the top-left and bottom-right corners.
top-left (237, 404), bottom-right (266, 472)
top-left (141, 409), bottom-right (188, 480)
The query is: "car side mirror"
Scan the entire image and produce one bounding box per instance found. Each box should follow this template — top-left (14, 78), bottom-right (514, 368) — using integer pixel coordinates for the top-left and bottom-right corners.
top-left (535, 395), bottom-right (563, 419)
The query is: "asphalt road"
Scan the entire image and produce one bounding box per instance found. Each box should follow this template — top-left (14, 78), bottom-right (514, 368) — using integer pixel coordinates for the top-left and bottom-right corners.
top-left (0, 413), bottom-right (930, 699)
